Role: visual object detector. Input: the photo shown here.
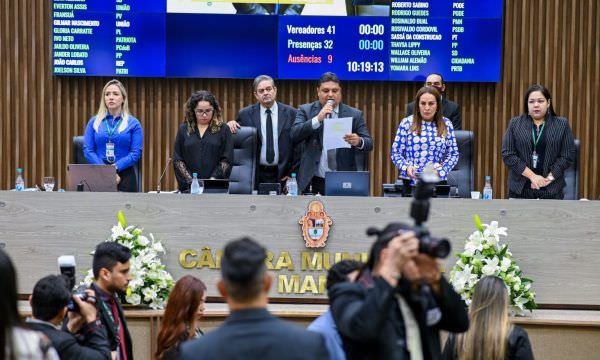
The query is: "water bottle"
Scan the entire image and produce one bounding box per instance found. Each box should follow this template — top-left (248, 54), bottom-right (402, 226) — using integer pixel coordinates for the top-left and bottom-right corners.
top-left (483, 175), bottom-right (493, 200)
top-left (190, 172), bottom-right (201, 195)
top-left (287, 173), bottom-right (298, 197)
top-left (15, 168), bottom-right (25, 191)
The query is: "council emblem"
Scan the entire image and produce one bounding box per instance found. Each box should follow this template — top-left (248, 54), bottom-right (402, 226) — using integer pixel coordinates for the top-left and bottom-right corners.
top-left (299, 200), bottom-right (333, 248)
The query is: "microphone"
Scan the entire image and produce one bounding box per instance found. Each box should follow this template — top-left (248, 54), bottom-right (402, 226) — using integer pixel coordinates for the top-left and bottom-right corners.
top-left (157, 157), bottom-right (172, 193)
top-left (77, 179), bottom-right (92, 192)
top-left (326, 99), bottom-right (335, 119)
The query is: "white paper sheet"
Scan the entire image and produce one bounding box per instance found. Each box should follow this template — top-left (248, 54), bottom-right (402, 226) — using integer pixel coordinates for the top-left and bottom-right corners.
top-left (323, 117), bottom-right (352, 150)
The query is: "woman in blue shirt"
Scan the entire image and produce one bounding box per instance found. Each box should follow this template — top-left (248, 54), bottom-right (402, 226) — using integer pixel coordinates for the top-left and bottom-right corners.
top-left (391, 86), bottom-right (459, 185)
top-left (83, 79), bottom-right (144, 192)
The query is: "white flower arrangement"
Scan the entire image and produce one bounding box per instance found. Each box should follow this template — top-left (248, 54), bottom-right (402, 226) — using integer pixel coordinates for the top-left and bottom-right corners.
top-left (83, 211), bottom-right (174, 309)
top-left (449, 215), bottom-right (537, 313)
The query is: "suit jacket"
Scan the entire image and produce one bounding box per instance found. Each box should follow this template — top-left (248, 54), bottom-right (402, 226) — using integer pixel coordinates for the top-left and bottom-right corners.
top-left (291, 101), bottom-right (373, 192)
top-left (501, 114), bottom-right (575, 197)
top-left (329, 275), bottom-right (468, 360)
top-left (406, 97), bottom-right (462, 130)
top-left (236, 101), bottom-right (299, 185)
top-left (180, 308), bottom-right (328, 360)
top-left (91, 283), bottom-right (134, 360)
top-left (27, 320), bottom-right (111, 360)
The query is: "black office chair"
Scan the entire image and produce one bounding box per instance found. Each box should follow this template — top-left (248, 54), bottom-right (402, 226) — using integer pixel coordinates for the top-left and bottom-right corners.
top-left (563, 139), bottom-right (580, 200)
top-left (446, 130), bottom-right (475, 198)
top-left (72, 136), bottom-right (142, 192)
top-left (72, 136), bottom-right (89, 165)
top-left (355, 149), bottom-right (369, 171)
top-left (228, 127), bottom-right (257, 194)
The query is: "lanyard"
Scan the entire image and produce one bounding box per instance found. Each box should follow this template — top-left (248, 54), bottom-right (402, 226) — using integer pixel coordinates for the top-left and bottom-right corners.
top-left (104, 116), bottom-right (122, 139)
top-left (91, 284), bottom-right (120, 342)
top-left (531, 122), bottom-right (545, 149)
top-left (99, 294), bottom-right (119, 332)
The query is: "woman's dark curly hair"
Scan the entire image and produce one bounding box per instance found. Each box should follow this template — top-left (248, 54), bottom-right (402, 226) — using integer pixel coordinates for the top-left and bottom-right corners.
top-left (184, 90), bottom-right (224, 135)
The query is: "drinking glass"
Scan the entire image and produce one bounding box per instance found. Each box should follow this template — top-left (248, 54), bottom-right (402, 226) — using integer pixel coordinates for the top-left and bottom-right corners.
top-left (198, 180), bottom-right (204, 194)
top-left (43, 176), bottom-right (55, 192)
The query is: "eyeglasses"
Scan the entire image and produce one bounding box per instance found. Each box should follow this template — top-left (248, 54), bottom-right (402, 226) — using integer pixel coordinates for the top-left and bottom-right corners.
top-left (195, 108), bottom-right (214, 116)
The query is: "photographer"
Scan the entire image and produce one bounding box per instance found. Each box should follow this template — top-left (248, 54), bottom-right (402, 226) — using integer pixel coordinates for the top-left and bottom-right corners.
top-left (26, 275), bottom-right (112, 359)
top-left (329, 223), bottom-right (469, 360)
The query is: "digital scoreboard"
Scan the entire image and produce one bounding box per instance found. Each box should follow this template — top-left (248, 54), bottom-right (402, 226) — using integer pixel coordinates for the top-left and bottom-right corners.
top-left (52, 0), bottom-right (503, 81)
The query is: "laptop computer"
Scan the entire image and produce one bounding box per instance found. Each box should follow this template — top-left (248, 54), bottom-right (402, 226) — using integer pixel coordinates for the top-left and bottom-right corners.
top-left (434, 184), bottom-right (451, 197)
top-left (201, 179), bottom-right (230, 194)
top-left (258, 183), bottom-right (281, 195)
top-left (325, 171), bottom-right (370, 196)
top-left (66, 164), bottom-right (117, 192)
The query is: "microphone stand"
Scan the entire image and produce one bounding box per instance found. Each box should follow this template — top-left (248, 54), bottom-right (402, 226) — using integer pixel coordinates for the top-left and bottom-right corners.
top-left (157, 157), bottom-right (172, 193)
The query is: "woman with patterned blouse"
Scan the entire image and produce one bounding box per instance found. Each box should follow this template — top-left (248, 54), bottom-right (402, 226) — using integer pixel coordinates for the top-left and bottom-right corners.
top-left (391, 86), bottom-right (459, 185)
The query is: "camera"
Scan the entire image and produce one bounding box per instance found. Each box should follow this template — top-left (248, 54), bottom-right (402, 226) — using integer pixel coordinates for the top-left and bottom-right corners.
top-left (409, 165), bottom-right (451, 258)
top-left (58, 255), bottom-right (96, 311)
top-left (58, 255), bottom-right (76, 290)
top-left (67, 287), bottom-right (96, 312)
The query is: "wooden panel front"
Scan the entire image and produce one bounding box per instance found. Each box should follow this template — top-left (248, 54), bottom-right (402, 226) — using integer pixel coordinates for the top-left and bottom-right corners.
top-left (2, 192), bottom-right (600, 307)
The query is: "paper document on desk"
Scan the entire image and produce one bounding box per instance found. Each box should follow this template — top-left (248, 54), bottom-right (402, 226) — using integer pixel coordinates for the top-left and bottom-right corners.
top-left (323, 117), bottom-right (352, 150)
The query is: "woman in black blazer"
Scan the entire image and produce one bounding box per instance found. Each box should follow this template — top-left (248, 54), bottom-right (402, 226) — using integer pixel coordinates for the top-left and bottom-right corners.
top-left (501, 84), bottom-right (575, 199)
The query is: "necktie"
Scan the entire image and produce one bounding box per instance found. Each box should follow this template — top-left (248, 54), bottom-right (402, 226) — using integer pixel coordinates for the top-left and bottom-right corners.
top-left (266, 108), bottom-right (275, 164)
top-left (110, 297), bottom-right (128, 360)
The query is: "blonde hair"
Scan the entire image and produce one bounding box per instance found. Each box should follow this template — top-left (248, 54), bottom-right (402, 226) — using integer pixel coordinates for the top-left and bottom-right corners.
top-left (93, 79), bottom-right (130, 133)
top-left (455, 276), bottom-right (512, 360)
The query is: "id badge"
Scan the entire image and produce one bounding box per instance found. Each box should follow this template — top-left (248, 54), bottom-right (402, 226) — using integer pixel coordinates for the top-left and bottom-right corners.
top-left (106, 142), bottom-right (115, 163)
top-left (532, 151), bottom-right (539, 168)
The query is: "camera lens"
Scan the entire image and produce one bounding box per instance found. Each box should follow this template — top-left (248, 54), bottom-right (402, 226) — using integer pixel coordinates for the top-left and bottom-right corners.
top-left (419, 236), bottom-right (451, 258)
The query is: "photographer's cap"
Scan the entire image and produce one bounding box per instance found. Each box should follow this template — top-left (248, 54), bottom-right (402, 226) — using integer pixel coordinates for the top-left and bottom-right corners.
top-left (368, 222), bottom-right (412, 245)
top-left (365, 222), bottom-right (412, 270)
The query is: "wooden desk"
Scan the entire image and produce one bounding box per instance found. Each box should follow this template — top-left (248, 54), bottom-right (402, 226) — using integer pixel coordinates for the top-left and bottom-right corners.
top-left (18, 302), bottom-right (600, 360)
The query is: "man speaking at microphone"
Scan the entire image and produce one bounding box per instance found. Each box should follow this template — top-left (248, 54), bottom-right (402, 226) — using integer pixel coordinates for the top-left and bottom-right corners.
top-left (291, 72), bottom-right (373, 195)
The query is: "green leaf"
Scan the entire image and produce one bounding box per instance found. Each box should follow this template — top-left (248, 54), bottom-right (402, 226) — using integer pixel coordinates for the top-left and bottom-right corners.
top-left (474, 214), bottom-right (484, 233)
top-left (118, 210), bottom-right (127, 227)
top-left (499, 244), bottom-right (508, 256)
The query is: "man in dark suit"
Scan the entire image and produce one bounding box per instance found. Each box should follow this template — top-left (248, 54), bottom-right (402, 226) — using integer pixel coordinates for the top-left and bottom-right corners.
top-left (291, 72), bottom-right (373, 194)
top-left (228, 75), bottom-right (298, 191)
top-left (180, 237), bottom-right (328, 360)
top-left (91, 241), bottom-right (134, 360)
top-left (26, 275), bottom-right (112, 359)
top-left (406, 73), bottom-right (462, 130)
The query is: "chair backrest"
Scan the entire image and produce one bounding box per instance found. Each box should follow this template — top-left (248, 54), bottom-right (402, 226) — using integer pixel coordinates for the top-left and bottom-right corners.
top-left (72, 135), bottom-right (142, 192)
top-left (229, 126), bottom-right (257, 194)
top-left (354, 150), bottom-right (369, 171)
top-left (446, 130), bottom-right (475, 198)
top-left (563, 139), bottom-right (580, 200)
top-left (72, 136), bottom-right (88, 164)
